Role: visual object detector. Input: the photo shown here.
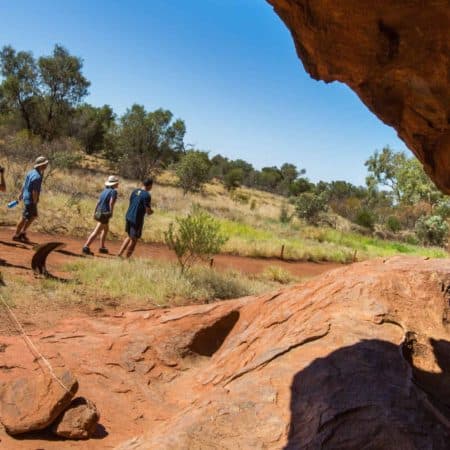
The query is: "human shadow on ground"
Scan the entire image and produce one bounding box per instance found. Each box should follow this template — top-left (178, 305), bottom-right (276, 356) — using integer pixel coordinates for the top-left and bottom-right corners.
top-left (0, 258), bottom-right (29, 271)
top-left (0, 240), bottom-right (29, 250)
top-left (285, 339), bottom-right (450, 449)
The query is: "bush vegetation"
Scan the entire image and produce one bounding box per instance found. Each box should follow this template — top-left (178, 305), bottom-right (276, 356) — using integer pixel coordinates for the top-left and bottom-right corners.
top-left (164, 208), bottom-right (228, 272)
top-left (1, 43), bottom-right (450, 260)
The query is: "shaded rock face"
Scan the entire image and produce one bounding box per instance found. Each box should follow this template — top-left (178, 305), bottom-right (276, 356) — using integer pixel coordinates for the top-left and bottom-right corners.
top-left (2, 257), bottom-right (450, 449)
top-left (267, 0), bottom-right (450, 193)
top-left (0, 369), bottom-right (77, 435)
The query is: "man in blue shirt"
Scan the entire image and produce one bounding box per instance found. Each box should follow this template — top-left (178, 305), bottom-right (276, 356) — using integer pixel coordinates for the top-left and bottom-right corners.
top-left (82, 175), bottom-right (119, 255)
top-left (13, 156), bottom-right (48, 243)
top-left (118, 178), bottom-right (153, 258)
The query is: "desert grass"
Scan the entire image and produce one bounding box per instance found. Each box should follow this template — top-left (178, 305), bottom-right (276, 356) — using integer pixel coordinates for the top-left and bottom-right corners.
top-left (60, 258), bottom-right (276, 307)
top-left (0, 259), bottom-right (281, 315)
top-left (0, 159), bottom-right (446, 263)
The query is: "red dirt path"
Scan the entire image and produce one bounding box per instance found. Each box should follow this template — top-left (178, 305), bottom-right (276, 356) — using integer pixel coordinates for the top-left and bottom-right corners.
top-left (0, 227), bottom-right (342, 280)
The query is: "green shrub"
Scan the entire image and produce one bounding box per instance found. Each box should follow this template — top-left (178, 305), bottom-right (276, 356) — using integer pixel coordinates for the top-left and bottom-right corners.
top-left (279, 202), bottom-right (291, 223)
top-left (415, 215), bottom-right (449, 246)
top-left (386, 216), bottom-right (401, 233)
top-left (224, 168), bottom-right (244, 191)
top-left (434, 200), bottom-right (450, 219)
top-left (164, 209), bottom-right (228, 272)
top-left (295, 192), bottom-right (328, 225)
top-left (176, 150), bottom-right (210, 194)
top-left (231, 189), bottom-right (250, 204)
top-left (355, 208), bottom-right (376, 229)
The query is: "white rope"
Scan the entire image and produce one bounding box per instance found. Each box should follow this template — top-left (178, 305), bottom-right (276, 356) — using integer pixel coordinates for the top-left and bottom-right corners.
top-left (0, 293), bottom-right (72, 394)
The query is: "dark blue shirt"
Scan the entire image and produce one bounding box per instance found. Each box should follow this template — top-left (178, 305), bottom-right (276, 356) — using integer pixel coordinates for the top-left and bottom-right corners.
top-left (96, 187), bottom-right (118, 213)
top-left (22, 169), bottom-right (43, 205)
top-left (126, 189), bottom-right (151, 225)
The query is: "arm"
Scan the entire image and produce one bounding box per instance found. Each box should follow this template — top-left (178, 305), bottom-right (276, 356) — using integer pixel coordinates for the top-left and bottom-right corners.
top-left (32, 189), bottom-right (40, 204)
top-left (30, 177), bottom-right (41, 204)
top-left (0, 169), bottom-right (5, 192)
top-left (109, 196), bottom-right (117, 215)
top-left (145, 193), bottom-right (153, 215)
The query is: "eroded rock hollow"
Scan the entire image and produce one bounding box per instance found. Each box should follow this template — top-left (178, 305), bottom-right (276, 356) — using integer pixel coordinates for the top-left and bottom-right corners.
top-left (267, 0), bottom-right (450, 193)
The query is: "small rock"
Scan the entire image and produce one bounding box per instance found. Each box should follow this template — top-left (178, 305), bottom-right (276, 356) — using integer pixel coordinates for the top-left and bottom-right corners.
top-left (52, 397), bottom-right (99, 440)
top-left (0, 369), bottom-right (78, 435)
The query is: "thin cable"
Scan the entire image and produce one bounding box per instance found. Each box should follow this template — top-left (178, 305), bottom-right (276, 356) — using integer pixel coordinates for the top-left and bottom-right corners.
top-left (0, 293), bottom-right (72, 394)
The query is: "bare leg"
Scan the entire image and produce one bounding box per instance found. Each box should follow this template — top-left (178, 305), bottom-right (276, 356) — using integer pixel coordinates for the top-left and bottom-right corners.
top-left (14, 217), bottom-right (35, 237)
top-left (118, 237), bottom-right (131, 257)
top-left (126, 238), bottom-right (137, 258)
top-left (14, 217), bottom-right (27, 236)
top-left (99, 223), bottom-right (109, 249)
top-left (84, 223), bottom-right (103, 248)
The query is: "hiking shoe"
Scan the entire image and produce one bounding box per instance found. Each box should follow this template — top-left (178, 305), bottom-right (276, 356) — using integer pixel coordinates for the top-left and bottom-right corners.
top-left (19, 233), bottom-right (31, 243)
top-left (99, 247), bottom-right (109, 254)
top-left (12, 235), bottom-right (22, 242)
top-left (82, 246), bottom-right (94, 256)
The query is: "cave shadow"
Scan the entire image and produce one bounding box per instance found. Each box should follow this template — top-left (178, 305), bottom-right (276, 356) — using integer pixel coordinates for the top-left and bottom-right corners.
top-left (285, 339), bottom-right (450, 450)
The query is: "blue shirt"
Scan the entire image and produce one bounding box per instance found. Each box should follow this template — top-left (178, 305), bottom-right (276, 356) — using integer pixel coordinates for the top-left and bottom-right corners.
top-left (96, 187), bottom-right (118, 213)
top-left (126, 189), bottom-right (151, 225)
top-left (22, 169), bottom-right (43, 205)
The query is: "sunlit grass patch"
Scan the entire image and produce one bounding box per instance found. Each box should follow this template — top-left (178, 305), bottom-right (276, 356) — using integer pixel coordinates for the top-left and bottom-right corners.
top-left (65, 257), bottom-right (274, 307)
top-left (260, 266), bottom-right (299, 284)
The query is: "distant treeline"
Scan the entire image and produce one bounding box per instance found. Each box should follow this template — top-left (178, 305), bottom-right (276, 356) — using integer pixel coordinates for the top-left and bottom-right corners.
top-left (1, 44), bottom-right (449, 246)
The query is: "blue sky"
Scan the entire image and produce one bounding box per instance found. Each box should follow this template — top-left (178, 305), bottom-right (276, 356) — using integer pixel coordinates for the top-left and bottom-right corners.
top-left (2, 0), bottom-right (407, 185)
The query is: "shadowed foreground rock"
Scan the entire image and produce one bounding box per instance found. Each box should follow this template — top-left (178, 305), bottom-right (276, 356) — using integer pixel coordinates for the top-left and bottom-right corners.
top-left (267, 0), bottom-right (450, 193)
top-left (1, 257), bottom-right (450, 449)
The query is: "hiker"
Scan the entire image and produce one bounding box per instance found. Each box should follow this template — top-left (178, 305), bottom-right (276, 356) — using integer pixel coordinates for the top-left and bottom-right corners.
top-left (13, 156), bottom-right (48, 243)
top-left (0, 166), bottom-right (5, 192)
top-left (82, 175), bottom-right (119, 255)
top-left (118, 178), bottom-right (153, 258)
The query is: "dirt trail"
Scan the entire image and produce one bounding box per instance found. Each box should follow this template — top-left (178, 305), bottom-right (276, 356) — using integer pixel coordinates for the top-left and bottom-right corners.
top-left (0, 227), bottom-right (342, 279)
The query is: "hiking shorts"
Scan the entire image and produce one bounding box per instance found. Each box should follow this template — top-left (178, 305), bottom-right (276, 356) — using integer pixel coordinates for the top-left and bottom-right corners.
top-left (125, 220), bottom-right (143, 239)
top-left (23, 203), bottom-right (38, 220)
top-left (95, 211), bottom-right (112, 225)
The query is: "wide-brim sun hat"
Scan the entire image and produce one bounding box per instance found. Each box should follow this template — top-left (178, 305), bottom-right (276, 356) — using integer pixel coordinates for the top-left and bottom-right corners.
top-left (105, 175), bottom-right (119, 186)
top-left (34, 156), bottom-right (49, 168)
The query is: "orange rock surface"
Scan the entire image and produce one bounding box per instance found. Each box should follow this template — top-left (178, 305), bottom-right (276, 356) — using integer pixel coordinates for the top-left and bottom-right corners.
top-left (1, 257), bottom-right (450, 448)
top-left (267, 1), bottom-right (450, 193)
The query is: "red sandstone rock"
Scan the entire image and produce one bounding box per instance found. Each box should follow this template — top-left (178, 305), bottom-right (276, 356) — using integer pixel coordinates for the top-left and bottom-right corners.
top-left (2, 257), bottom-right (450, 449)
top-left (0, 369), bottom-right (78, 435)
top-left (52, 397), bottom-right (99, 440)
top-left (267, 0), bottom-right (450, 193)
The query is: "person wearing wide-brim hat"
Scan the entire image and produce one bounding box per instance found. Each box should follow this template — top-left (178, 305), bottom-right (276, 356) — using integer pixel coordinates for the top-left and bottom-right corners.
top-left (13, 156), bottom-right (49, 243)
top-left (82, 175), bottom-right (119, 255)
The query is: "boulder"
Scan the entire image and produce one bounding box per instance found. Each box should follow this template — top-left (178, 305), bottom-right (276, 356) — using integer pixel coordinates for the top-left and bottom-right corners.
top-left (52, 397), bottom-right (99, 440)
top-left (267, 0), bottom-right (450, 193)
top-left (0, 369), bottom-right (78, 435)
